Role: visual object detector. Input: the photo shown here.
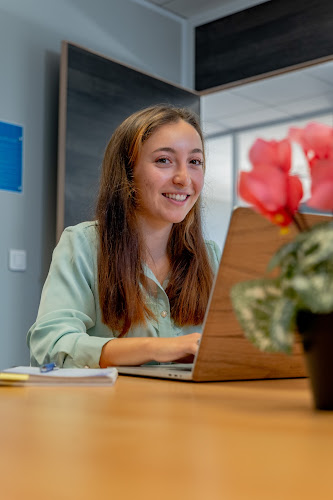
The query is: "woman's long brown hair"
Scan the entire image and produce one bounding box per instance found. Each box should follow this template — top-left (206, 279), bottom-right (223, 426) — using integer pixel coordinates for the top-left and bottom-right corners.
top-left (95, 105), bottom-right (214, 336)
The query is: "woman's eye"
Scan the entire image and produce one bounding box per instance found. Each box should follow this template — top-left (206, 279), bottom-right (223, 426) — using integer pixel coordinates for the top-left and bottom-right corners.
top-left (190, 159), bottom-right (204, 166)
top-left (156, 157), bottom-right (171, 165)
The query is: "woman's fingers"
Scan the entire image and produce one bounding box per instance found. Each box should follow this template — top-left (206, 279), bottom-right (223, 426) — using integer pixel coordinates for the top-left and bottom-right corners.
top-left (100, 334), bottom-right (202, 367)
top-left (152, 333), bottom-right (201, 362)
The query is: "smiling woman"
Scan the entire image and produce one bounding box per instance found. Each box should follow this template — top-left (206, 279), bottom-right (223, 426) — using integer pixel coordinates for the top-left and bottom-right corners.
top-left (27, 105), bottom-right (221, 369)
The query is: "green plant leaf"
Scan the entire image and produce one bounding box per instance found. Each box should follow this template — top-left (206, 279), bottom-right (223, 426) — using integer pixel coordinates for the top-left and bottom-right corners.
top-left (297, 223), bottom-right (333, 271)
top-left (230, 279), bottom-right (293, 353)
top-left (267, 239), bottom-right (299, 273)
top-left (269, 297), bottom-right (295, 352)
top-left (288, 272), bottom-right (333, 313)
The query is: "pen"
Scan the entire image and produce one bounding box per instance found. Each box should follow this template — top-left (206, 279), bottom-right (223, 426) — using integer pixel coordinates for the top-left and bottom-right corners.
top-left (40, 362), bottom-right (58, 373)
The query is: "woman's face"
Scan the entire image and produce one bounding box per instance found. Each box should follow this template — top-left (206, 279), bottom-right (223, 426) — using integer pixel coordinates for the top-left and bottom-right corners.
top-left (133, 120), bottom-right (204, 229)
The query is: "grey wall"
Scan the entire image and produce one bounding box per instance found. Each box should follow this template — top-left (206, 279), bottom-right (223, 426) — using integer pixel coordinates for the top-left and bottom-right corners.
top-left (0, 0), bottom-right (184, 369)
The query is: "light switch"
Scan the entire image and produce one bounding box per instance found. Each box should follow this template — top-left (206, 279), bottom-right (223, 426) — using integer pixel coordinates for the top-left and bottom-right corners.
top-left (9, 249), bottom-right (27, 271)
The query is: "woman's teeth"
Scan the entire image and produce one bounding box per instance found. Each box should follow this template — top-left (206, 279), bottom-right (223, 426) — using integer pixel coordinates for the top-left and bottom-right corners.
top-left (164, 193), bottom-right (188, 201)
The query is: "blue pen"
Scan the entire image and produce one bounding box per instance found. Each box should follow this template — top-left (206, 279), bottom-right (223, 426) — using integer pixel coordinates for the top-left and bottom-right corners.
top-left (40, 362), bottom-right (58, 373)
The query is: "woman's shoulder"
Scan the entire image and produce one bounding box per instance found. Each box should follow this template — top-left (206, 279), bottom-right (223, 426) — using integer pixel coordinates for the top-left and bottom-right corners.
top-left (64, 220), bottom-right (98, 234)
top-left (204, 239), bottom-right (221, 255)
top-left (204, 239), bottom-right (222, 273)
top-left (56, 221), bottom-right (98, 257)
top-left (61, 221), bottom-right (98, 242)
top-left (63, 220), bottom-right (97, 235)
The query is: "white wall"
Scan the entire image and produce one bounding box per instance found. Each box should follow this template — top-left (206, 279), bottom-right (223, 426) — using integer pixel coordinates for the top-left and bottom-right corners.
top-left (0, 0), bottom-right (183, 369)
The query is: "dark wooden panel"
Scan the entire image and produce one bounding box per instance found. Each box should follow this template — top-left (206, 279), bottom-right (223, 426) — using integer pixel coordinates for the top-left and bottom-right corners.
top-left (59, 43), bottom-right (199, 234)
top-left (195, 0), bottom-right (333, 91)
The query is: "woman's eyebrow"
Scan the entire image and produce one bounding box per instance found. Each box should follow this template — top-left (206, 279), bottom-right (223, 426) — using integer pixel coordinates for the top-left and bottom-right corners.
top-left (152, 147), bottom-right (203, 154)
top-left (152, 147), bottom-right (175, 153)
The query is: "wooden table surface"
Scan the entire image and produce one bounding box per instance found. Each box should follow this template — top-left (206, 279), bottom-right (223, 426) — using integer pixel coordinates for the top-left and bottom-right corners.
top-left (1, 375), bottom-right (332, 500)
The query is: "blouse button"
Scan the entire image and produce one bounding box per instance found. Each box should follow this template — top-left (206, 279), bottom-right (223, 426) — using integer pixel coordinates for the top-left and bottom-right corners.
top-left (160, 310), bottom-right (168, 318)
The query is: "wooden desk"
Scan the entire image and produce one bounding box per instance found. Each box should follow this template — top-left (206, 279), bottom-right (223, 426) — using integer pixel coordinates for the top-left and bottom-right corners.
top-left (1, 376), bottom-right (333, 500)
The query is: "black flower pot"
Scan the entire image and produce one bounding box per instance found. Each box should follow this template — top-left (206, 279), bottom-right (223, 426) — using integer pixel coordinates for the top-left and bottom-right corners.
top-left (297, 311), bottom-right (333, 410)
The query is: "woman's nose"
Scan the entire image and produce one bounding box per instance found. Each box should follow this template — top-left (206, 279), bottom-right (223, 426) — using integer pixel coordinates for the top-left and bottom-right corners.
top-left (173, 165), bottom-right (191, 187)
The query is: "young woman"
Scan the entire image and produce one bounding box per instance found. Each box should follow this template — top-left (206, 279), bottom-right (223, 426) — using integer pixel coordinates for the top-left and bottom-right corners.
top-left (28, 105), bottom-right (221, 368)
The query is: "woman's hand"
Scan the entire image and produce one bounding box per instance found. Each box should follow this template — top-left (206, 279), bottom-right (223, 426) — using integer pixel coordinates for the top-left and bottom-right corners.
top-left (148, 333), bottom-right (201, 363)
top-left (99, 333), bottom-right (201, 367)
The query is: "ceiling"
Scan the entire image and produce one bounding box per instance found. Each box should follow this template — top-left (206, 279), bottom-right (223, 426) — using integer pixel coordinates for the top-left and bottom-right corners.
top-left (201, 60), bottom-right (333, 136)
top-left (143, 0), bottom-right (271, 21)
top-left (144, 0), bottom-right (233, 19)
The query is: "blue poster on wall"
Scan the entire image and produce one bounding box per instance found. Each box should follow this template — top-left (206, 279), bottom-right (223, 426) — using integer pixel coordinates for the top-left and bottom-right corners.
top-left (0, 120), bottom-right (23, 193)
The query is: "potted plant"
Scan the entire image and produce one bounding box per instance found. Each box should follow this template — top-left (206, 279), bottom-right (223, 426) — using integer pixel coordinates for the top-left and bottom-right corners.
top-left (230, 122), bottom-right (333, 410)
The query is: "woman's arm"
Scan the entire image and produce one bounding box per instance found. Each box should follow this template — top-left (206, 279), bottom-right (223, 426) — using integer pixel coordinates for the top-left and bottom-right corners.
top-left (101, 240), bottom-right (222, 368)
top-left (99, 333), bottom-right (201, 367)
top-left (28, 224), bottom-right (110, 368)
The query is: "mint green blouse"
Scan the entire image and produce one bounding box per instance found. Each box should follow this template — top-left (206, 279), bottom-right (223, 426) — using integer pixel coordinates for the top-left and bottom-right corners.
top-left (27, 222), bottom-right (221, 368)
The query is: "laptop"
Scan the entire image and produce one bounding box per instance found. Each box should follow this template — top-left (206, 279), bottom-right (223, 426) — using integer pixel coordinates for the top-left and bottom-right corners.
top-left (117, 207), bottom-right (329, 382)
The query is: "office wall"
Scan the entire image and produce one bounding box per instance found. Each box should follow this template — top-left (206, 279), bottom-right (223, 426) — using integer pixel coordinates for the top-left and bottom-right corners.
top-left (0, 0), bottom-right (183, 369)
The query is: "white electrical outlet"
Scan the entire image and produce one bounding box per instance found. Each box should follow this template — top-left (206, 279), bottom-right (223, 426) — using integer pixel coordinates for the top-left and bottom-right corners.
top-left (9, 249), bottom-right (27, 271)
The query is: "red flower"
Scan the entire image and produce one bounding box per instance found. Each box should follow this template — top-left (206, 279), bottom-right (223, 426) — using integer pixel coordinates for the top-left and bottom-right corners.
top-left (239, 137), bottom-right (302, 227)
top-left (289, 122), bottom-right (333, 168)
top-left (307, 159), bottom-right (333, 211)
top-left (239, 164), bottom-right (303, 227)
top-left (249, 138), bottom-right (291, 172)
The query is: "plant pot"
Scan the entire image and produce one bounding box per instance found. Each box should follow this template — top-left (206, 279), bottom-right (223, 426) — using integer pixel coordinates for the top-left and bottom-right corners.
top-left (297, 311), bottom-right (333, 410)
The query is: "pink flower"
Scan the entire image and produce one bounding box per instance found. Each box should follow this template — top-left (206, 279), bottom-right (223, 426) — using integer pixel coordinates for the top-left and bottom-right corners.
top-left (289, 122), bottom-right (333, 168)
top-left (289, 122), bottom-right (333, 211)
top-left (249, 138), bottom-right (291, 172)
top-left (239, 164), bottom-right (303, 227)
top-left (307, 159), bottom-right (333, 211)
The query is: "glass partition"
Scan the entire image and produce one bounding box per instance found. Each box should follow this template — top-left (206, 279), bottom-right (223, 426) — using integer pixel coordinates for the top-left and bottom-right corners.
top-left (201, 59), bottom-right (333, 249)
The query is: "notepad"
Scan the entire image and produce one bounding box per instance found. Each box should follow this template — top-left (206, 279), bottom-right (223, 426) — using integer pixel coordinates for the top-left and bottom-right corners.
top-left (0, 366), bottom-right (118, 386)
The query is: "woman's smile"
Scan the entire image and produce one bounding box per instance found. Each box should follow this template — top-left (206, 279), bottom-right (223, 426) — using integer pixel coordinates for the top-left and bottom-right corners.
top-left (163, 193), bottom-right (190, 202)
